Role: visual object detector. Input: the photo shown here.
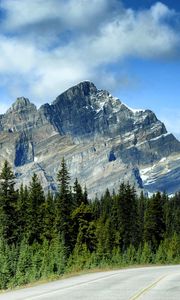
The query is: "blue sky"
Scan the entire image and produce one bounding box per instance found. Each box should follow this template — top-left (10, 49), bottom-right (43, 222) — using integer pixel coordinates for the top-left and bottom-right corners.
top-left (0, 0), bottom-right (179, 138)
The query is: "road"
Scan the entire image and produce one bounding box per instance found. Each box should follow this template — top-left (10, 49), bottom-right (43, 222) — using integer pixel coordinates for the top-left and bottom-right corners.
top-left (0, 265), bottom-right (179, 300)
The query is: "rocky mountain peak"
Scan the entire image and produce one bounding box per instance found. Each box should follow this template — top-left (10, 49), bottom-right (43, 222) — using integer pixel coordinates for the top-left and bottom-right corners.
top-left (0, 81), bottom-right (180, 196)
top-left (76, 80), bottom-right (97, 92)
top-left (0, 97), bottom-right (38, 134)
top-left (68, 80), bottom-right (97, 96)
top-left (7, 97), bottom-right (37, 113)
top-left (53, 81), bottom-right (97, 105)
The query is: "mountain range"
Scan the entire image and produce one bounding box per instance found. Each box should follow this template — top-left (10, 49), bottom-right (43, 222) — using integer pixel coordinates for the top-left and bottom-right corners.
top-left (0, 81), bottom-right (180, 197)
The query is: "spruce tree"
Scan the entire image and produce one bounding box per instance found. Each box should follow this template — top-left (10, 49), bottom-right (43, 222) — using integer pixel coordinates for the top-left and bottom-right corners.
top-left (73, 178), bottom-right (84, 208)
top-left (100, 189), bottom-right (113, 220)
top-left (0, 161), bottom-right (18, 244)
top-left (166, 193), bottom-right (180, 237)
top-left (71, 203), bottom-right (96, 253)
top-left (0, 238), bottom-right (10, 289)
top-left (113, 183), bottom-right (138, 250)
top-left (26, 173), bottom-right (45, 244)
top-left (55, 158), bottom-right (73, 255)
top-left (42, 191), bottom-right (55, 241)
top-left (137, 191), bottom-right (146, 244)
top-left (144, 192), bottom-right (166, 250)
top-left (96, 217), bottom-right (112, 260)
top-left (83, 185), bottom-right (89, 205)
top-left (15, 238), bottom-right (32, 285)
top-left (16, 184), bottom-right (29, 241)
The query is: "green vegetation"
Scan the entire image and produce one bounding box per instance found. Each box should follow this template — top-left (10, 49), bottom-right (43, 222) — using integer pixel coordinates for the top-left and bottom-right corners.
top-left (0, 159), bottom-right (179, 289)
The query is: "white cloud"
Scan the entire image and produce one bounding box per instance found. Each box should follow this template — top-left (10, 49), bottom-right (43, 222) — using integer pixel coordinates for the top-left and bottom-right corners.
top-left (80, 8), bottom-right (178, 63)
top-left (0, 103), bottom-right (10, 114)
top-left (150, 1), bottom-right (174, 21)
top-left (0, 1), bottom-right (179, 106)
top-left (1, 0), bottom-right (118, 36)
top-left (0, 35), bottom-right (37, 73)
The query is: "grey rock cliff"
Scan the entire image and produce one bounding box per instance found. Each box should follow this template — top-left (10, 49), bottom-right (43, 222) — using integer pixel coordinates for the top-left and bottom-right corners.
top-left (0, 81), bottom-right (180, 197)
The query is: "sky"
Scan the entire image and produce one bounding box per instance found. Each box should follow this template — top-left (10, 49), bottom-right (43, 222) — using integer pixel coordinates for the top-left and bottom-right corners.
top-left (0, 0), bottom-right (179, 138)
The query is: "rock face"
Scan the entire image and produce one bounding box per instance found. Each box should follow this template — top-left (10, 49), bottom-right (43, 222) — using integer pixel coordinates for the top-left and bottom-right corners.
top-left (0, 81), bottom-right (180, 197)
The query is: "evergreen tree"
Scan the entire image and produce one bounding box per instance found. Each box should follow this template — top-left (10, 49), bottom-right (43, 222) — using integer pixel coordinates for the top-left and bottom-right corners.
top-left (26, 173), bottom-right (45, 244)
top-left (100, 189), bottom-right (113, 220)
top-left (113, 183), bottom-right (138, 250)
top-left (137, 191), bottom-right (146, 244)
top-left (42, 191), bottom-right (55, 241)
top-left (122, 244), bottom-right (136, 265)
top-left (165, 193), bottom-right (180, 237)
top-left (166, 233), bottom-right (180, 263)
top-left (155, 240), bottom-right (167, 264)
top-left (90, 196), bottom-right (101, 220)
top-left (0, 238), bottom-right (11, 289)
top-left (49, 236), bottom-right (66, 275)
top-left (96, 217), bottom-right (112, 260)
top-left (55, 158), bottom-right (73, 255)
top-left (140, 242), bottom-right (153, 264)
top-left (16, 184), bottom-right (29, 241)
top-left (0, 161), bottom-right (18, 244)
top-left (144, 192), bottom-right (166, 250)
top-left (67, 242), bottom-right (91, 273)
top-left (71, 203), bottom-right (96, 253)
top-left (83, 185), bottom-right (89, 205)
top-left (73, 178), bottom-right (84, 208)
top-left (15, 238), bottom-right (32, 285)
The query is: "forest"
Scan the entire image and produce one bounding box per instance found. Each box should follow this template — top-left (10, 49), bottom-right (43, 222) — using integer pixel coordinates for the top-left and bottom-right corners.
top-left (0, 159), bottom-right (179, 289)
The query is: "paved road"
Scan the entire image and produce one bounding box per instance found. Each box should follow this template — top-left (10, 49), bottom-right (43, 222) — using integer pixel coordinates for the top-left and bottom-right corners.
top-left (0, 265), bottom-right (179, 300)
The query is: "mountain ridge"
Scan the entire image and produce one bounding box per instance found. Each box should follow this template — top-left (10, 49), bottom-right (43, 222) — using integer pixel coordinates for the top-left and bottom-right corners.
top-left (0, 81), bottom-right (180, 197)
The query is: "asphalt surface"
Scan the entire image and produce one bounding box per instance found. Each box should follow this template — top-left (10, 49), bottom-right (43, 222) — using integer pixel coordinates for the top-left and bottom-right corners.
top-left (0, 265), bottom-right (179, 300)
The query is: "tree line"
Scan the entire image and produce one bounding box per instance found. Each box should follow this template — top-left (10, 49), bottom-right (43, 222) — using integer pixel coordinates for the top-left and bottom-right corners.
top-left (0, 159), bottom-right (179, 289)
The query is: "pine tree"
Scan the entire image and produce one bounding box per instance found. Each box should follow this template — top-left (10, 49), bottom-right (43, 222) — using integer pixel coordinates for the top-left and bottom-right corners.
top-left (83, 185), bottom-right (89, 205)
top-left (0, 160), bottom-right (18, 244)
top-left (123, 244), bottom-right (136, 265)
top-left (90, 196), bottom-right (101, 220)
top-left (55, 158), bottom-right (73, 255)
top-left (155, 240), bottom-right (167, 264)
top-left (140, 242), bottom-right (153, 264)
top-left (73, 178), bottom-right (84, 208)
top-left (144, 192), bottom-right (166, 250)
top-left (137, 191), bottom-right (146, 244)
top-left (42, 191), bottom-right (55, 241)
top-left (100, 189), bottom-right (113, 220)
top-left (167, 233), bottom-right (180, 263)
top-left (71, 203), bottom-right (96, 253)
top-left (96, 217), bottom-right (112, 260)
top-left (0, 238), bottom-right (11, 289)
top-left (16, 184), bottom-right (29, 241)
top-left (49, 236), bottom-right (66, 275)
top-left (113, 183), bottom-right (138, 250)
top-left (15, 238), bottom-right (32, 285)
top-left (165, 193), bottom-right (180, 237)
top-left (26, 173), bottom-right (45, 244)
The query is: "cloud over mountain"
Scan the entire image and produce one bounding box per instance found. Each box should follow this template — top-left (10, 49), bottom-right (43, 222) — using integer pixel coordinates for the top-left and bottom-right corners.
top-left (0, 0), bottom-right (179, 106)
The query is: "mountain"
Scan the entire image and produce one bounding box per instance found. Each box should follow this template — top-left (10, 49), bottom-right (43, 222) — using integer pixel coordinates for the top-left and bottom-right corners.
top-left (0, 81), bottom-right (180, 197)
